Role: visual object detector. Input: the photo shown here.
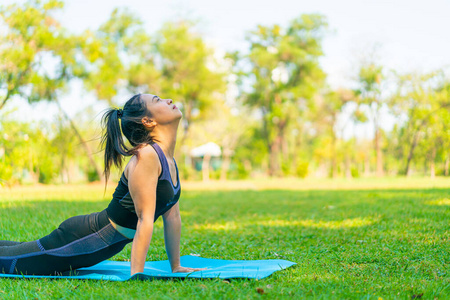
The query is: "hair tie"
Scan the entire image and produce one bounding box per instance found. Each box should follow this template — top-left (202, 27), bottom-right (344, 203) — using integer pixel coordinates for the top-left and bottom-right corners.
top-left (117, 109), bottom-right (123, 118)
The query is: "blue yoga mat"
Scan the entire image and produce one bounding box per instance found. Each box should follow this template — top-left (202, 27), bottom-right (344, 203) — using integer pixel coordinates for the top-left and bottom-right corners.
top-left (0, 255), bottom-right (296, 281)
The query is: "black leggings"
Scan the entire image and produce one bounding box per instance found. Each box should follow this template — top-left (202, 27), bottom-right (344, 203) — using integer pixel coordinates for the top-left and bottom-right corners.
top-left (0, 209), bottom-right (133, 275)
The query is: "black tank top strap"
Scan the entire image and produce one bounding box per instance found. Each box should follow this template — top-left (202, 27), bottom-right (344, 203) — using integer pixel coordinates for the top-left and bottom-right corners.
top-left (149, 141), bottom-right (172, 184)
top-left (120, 172), bottom-right (128, 185)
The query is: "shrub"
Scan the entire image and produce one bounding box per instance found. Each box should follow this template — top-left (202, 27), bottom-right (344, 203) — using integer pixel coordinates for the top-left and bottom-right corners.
top-left (296, 161), bottom-right (309, 178)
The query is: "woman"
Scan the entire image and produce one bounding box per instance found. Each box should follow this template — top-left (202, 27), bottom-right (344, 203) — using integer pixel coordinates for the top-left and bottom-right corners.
top-left (0, 93), bottom-right (206, 276)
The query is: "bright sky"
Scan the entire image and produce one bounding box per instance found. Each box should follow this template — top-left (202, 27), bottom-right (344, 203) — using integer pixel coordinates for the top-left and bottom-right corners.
top-left (2, 0), bottom-right (450, 138)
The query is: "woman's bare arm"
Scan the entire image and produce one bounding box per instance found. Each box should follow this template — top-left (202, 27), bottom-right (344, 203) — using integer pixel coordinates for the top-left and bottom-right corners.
top-left (162, 202), bottom-right (181, 271)
top-left (162, 201), bottom-right (208, 273)
top-left (128, 148), bottom-right (160, 276)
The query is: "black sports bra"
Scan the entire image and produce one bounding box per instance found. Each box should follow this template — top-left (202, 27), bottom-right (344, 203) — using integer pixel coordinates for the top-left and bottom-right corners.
top-left (105, 142), bottom-right (181, 230)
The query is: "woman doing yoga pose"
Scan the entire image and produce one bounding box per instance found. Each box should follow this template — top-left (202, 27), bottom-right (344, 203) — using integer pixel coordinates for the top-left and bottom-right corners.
top-left (0, 93), bottom-right (206, 276)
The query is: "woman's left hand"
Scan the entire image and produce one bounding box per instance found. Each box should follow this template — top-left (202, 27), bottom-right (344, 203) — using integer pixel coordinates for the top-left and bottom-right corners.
top-left (172, 265), bottom-right (208, 273)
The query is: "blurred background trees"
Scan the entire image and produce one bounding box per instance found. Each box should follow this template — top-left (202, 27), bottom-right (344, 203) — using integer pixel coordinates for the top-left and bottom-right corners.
top-left (1, 0), bottom-right (449, 186)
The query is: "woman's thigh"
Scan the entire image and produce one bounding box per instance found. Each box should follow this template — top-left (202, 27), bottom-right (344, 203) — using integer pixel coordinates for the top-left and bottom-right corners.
top-left (1, 210), bottom-right (132, 275)
top-left (39, 212), bottom-right (97, 250)
top-left (12, 232), bottom-right (131, 275)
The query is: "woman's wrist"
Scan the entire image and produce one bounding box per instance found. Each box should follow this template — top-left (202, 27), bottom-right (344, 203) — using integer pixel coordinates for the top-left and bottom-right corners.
top-left (171, 264), bottom-right (181, 272)
top-left (167, 253), bottom-right (181, 271)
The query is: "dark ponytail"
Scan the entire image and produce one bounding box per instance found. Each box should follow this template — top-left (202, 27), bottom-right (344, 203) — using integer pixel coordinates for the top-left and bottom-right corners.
top-left (100, 94), bottom-right (154, 194)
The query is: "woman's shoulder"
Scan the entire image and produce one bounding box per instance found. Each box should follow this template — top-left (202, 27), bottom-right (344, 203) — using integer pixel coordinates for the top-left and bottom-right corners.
top-left (125, 143), bottom-right (161, 179)
top-left (135, 143), bottom-right (161, 166)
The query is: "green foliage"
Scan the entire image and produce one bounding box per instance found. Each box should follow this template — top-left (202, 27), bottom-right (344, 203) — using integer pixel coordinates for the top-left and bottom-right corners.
top-left (240, 14), bottom-right (329, 176)
top-left (81, 7), bottom-right (159, 103)
top-left (86, 168), bottom-right (100, 182)
top-left (37, 155), bottom-right (57, 184)
top-left (231, 161), bottom-right (251, 180)
top-left (0, 156), bottom-right (14, 185)
top-left (351, 166), bottom-right (360, 178)
top-left (233, 125), bottom-right (268, 170)
top-left (390, 71), bottom-right (450, 176)
top-left (209, 168), bottom-right (221, 180)
top-left (295, 161), bottom-right (309, 178)
top-left (176, 161), bottom-right (197, 181)
top-left (154, 19), bottom-right (227, 132)
top-left (280, 160), bottom-right (291, 176)
top-left (0, 116), bottom-right (41, 184)
top-left (0, 110), bottom-right (101, 185)
top-left (1, 1), bottom-right (450, 183)
top-left (0, 0), bottom-right (82, 109)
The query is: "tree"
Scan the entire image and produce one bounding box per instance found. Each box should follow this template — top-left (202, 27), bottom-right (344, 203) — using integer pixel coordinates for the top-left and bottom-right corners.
top-left (189, 95), bottom-right (253, 181)
top-left (0, 0), bottom-right (83, 109)
top-left (353, 58), bottom-right (386, 176)
top-left (240, 14), bottom-right (328, 176)
top-left (390, 70), bottom-right (450, 176)
top-left (72, 8), bottom-right (162, 181)
top-left (311, 88), bottom-right (356, 177)
top-left (0, 0), bottom-right (105, 182)
top-left (81, 7), bottom-right (162, 101)
top-left (153, 20), bottom-right (227, 153)
top-left (0, 110), bottom-right (57, 185)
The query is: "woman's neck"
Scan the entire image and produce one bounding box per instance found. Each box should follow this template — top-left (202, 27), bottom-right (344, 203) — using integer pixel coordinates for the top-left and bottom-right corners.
top-left (150, 125), bottom-right (178, 159)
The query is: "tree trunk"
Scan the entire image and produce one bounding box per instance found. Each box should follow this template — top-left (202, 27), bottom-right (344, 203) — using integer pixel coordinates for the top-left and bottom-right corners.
top-left (0, 89), bottom-right (12, 111)
top-left (202, 153), bottom-right (211, 181)
top-left (67, 160), bottom-right (72, 184)
top-left (269, 136), bottom-right (281, 177)
top-left (273, 118), bottom-right (287, 177)
top-left (331, 133), bottom-right (338, 178)
top-left (55, 100), bottom-right (104, 183)
top-left (331, 160), bottom-right (338, 178)
top-left (277, 118), bottom-right (289, 176)
top-left (36, 165), bottom-right (40, 184)
top-left (291, 130), bottom-right (301, 168)
top-left (261, 109), bottom-right (274, 177)
top-left (180, 100), bottom-right (193, 148)
top-left (281, 132), bottom-right (289, 162)
top-left (262, 115), bottom-right (277, 177)
top-left (364, 157), bottom-right (370, 177)
top-left (405, 130), bottom-right (421, 177)
top-left (445, 155), bottom-right (449, 176)
top-left (403, 106), bottom-right (448, 176)
top-left (345, 155), bottom-right (352, 178)
top-left (60, 154), bottom-right (65, 184)
top-left (202, 152), bottom-right (211, 182)
top-left (268, 141), bottom-right (276, 177)
top-left (244, 159), bottom-right (252, 175)
top-left (430, 147), bottom-right (436, 179)
top-left (28, 149), bottom-right (38, 183)
top-left (220, 150), bottom-right (232, 181)
top-left (375, 127), bottom-right (384, 177)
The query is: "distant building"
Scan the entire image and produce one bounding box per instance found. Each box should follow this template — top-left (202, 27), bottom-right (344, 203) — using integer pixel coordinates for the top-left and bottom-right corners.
top-left (189, 142), bottom-right (222, 172)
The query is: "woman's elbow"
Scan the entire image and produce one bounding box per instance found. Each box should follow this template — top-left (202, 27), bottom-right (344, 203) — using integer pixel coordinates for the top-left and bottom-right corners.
top-left (137, 216), bottom-right (154, 228)
top-left (163, 213), bottom-right (181, 226)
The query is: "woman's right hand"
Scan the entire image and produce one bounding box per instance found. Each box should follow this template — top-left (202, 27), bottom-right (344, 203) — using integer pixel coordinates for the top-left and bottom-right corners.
top-left (172, 266), bottom-right (208, 273)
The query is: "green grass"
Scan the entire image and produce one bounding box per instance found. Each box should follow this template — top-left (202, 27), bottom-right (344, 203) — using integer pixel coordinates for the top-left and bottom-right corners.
top-left (0, 180), bottom-right (449, 299)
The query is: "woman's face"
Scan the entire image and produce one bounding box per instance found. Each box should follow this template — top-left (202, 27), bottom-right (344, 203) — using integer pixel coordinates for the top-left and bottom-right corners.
top-left (141, 93), bottom-right (182, 126)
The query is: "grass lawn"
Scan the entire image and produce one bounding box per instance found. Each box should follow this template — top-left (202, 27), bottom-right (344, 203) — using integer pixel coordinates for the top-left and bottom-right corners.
top-left (0, 178), bottom-right (449, 299)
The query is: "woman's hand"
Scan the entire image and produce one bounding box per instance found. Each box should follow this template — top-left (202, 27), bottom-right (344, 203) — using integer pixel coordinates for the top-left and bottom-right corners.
top-left (172, 265), bottom-right (208, 273)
